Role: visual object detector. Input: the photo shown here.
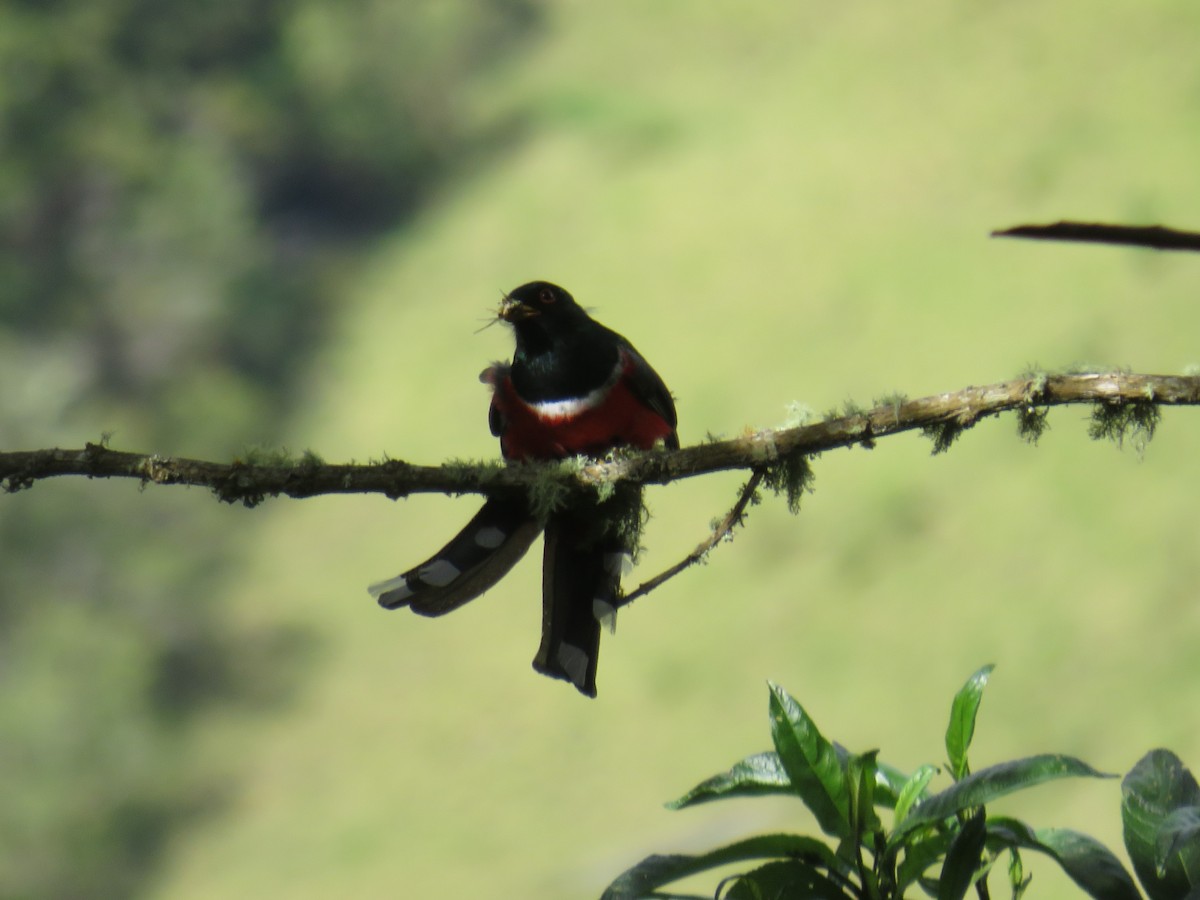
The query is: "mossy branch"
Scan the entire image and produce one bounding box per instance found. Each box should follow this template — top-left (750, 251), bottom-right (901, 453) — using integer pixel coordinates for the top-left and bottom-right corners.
top-left (3, 371), bottom-right (1199, 507)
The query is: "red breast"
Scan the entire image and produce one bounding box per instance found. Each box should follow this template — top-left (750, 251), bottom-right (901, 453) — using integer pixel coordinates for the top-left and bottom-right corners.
top-left (490, 351), bottom-right (675, 462)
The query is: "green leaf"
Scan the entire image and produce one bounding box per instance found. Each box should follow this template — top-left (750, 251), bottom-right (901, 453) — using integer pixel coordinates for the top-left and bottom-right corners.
top-left (873, 760), bottom-right (913, 811)
top-left (987, 816), bottom-right (1143, 900)
top-left (938, 811), bottom-right (987, 900)
top-left (768, 682), bottom-right (851, 840)
top-left (1123, 749), bottom-right (1200, 900)
top-left (1008, 847), bottom-right (1032, 900)
top-left (722, 859), bottom-right (855, 900)
top-left (833, 742), bottom-right (908, 809)
top-left (847, 749), bottom-right (884, 842)
top-left (671, 747), bottom-right (907, 814)
top-left (600, 833), bottom-right (849, 900)
top-left (894, 754), bottom-right (1114, 846)
top-left (667, 752), bottom-right (793, 809)
top-left (895, 764), bottom-right (939, 827)
top-left (1157, 806), bottom-right (1200, 888)
top-left (945, 664), bottom-right (994, 781)
top-left (896, 830), bottom-right (955, 895)
top-left (1037, 829), bottom-right (1147, 900)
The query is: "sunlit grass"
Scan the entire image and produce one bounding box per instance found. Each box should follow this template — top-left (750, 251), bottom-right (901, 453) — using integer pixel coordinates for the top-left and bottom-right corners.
top-left (151, 3), bottom-right (1200, 898)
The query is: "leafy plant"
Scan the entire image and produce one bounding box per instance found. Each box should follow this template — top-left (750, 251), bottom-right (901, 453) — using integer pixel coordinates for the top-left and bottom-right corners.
top-left (1121, 750), bottom-right (1200, 900)
top-left (604, 666), bottom-right (1200, 899)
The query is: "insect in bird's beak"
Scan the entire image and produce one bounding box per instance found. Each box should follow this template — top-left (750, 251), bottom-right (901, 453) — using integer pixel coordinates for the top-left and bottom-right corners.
top-left (498, 293), bottom-right (538, 323)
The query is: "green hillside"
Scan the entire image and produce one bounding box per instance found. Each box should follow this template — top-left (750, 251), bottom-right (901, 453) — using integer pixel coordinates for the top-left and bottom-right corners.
top-left (158, 4), bottom-right (1200, 898)
top-left (7, 2), bottom-right (1200, 898)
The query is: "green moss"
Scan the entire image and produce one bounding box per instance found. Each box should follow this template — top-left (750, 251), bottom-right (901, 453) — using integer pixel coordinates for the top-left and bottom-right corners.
top-left (1018, 367), bottom-right (1049, 396)
top-left (782, 401), bottom-right (815, 428)
top-left (604, 483), bottom-right (650, 562)
top-left (1015, 406), bottom-right (1050, 445)
top-left (442, 458), bottom-right (505, 485)
top-left (522, 460), bottom-right (575, 521)
top-left (1088, 399), bottom-right (1161, 456)
top-left (763, 452), bottom-right (814, 514)
top-left (843, 399), bottom-right (870, 419)
top-left (872, 393), bottom-right (908, 423)
top-left (921, 420), bottom-right (964, 455)
top-left (237, 445), bottom-right (301, 468)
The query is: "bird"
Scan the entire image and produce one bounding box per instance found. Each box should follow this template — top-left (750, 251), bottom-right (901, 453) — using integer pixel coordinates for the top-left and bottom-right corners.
top-left (368, 281), bottom-right (678, 696)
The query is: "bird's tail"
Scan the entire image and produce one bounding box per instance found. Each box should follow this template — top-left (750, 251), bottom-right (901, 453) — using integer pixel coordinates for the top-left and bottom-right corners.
top-left (533, 508), bottom-right (631, 698)
top-left (369, 495), bottom-right (541, 616)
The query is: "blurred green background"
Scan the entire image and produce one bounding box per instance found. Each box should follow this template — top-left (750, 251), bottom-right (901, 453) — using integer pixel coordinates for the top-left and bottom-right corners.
top-left (2, 1), bottom-right (1198, 897)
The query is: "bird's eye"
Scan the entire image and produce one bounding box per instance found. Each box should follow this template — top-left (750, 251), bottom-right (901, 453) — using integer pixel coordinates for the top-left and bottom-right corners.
top-left (539, 287), bottom-right (556, 304)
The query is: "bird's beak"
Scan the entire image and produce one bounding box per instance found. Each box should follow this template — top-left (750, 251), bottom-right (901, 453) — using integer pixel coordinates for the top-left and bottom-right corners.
top-left (498, 295), bottom-right (538, 323)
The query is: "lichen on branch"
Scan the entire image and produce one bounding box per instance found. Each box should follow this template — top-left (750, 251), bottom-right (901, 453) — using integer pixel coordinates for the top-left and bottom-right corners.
top-left (3, 372), bottom-right (1199, 506)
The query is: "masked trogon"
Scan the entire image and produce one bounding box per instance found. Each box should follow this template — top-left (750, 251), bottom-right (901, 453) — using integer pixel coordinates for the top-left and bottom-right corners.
top-left (368, 281), bottom-right (678, 697)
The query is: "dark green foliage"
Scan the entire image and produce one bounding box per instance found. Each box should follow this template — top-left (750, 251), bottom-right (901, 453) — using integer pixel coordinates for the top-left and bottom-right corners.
top-left (602, 834), bottom-right (854, 900)
top-left (667, 751), bottom-right (793, 808)
top-left (606, 666), bottom-right (1159, 899)
top-left (1122, 749), bottom-right (1200, 899)
top-left (0, 0), bottom-right (542, 417)
top-left (722, 858), bottom-right (858, 899)
top-left (938, 811), bottom-right (987, 900)
top-left (1041, 829), bottom-right (1146, 900)
top-left (768, 682), bottom-right (853, 840)
top-left (891, 754), bottom-right (1114, 841)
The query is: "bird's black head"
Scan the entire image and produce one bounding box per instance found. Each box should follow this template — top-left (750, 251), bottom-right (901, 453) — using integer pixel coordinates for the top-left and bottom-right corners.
top-left (498, 281), bottom-right (588, 326)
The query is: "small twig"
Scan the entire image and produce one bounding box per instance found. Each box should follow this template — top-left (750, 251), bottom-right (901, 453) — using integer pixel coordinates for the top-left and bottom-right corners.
top-left (992, 221), bottom-right (1200, 252)
top-left (618, 468), bottom-right (766, 608)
